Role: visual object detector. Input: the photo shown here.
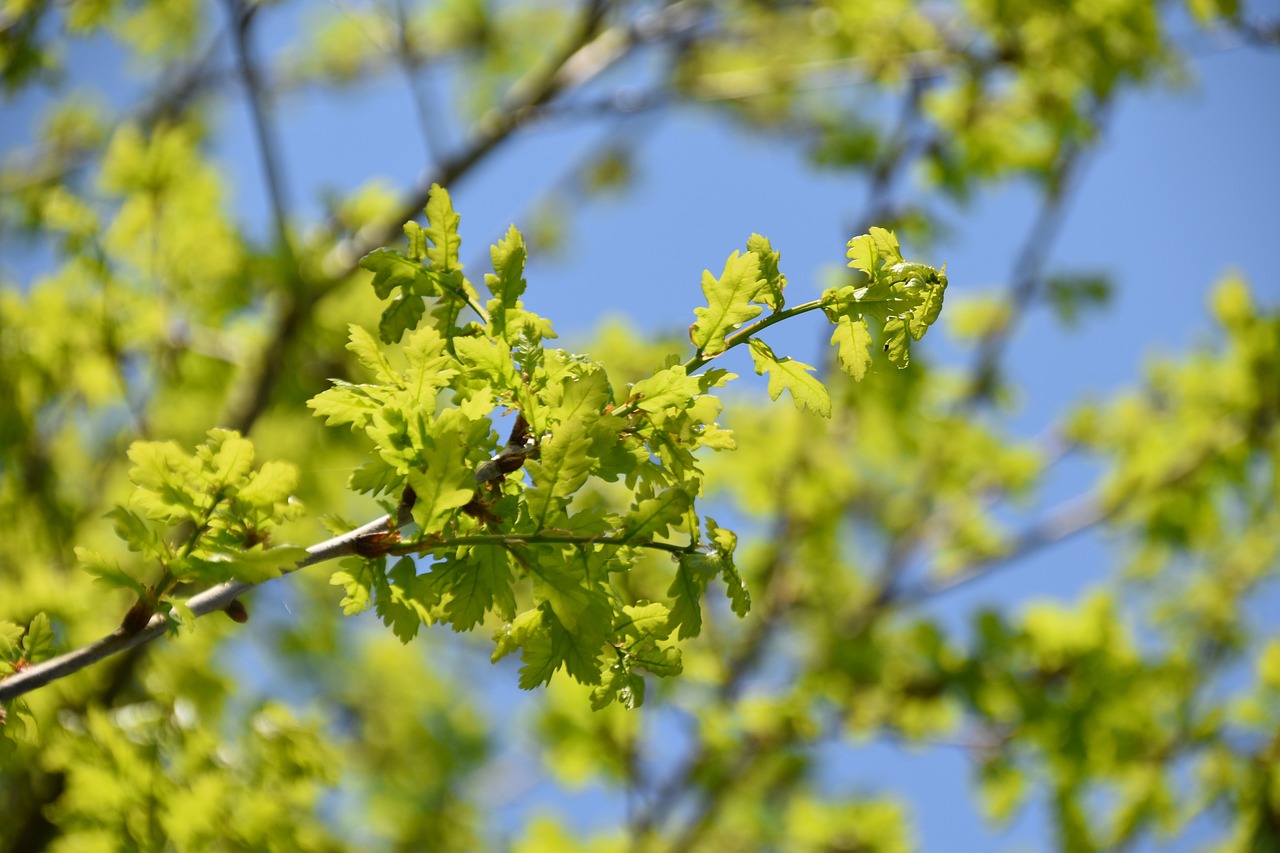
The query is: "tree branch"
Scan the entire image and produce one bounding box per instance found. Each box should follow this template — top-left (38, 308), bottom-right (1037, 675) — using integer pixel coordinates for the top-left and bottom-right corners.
top-left (962, 102), bottom-right (1111, 404)
top-left (316, 0), bottom-right (696, 279)
top-left (0, 510), bottom-right (407, 704)
top-left (896, 429), bottom-right (1248, 605)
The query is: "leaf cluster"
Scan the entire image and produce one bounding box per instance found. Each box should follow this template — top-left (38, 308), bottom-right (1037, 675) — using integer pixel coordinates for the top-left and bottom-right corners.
top-left (305, 187), bottom-right (948, 707)
top-left (77, 429), bottom-right (306, 631)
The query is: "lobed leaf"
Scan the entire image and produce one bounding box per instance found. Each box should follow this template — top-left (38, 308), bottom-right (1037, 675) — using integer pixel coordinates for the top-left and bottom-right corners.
top-left (423, 183), bottom-right (462, 274)
top-left (746, 233), bottom-right (786, 310)
top-left (21, 613), bottom-right (55, 664)
top-left (831, 314), bottom-right (874, 380)
top-left (690, 250), bottom-right (765, 356)
top-left (748, 338), bottom-right (832, 417)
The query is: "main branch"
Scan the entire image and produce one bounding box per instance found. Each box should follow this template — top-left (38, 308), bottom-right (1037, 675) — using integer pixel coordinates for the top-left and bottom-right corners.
top-left (0, 511), bottom-right (404, 703)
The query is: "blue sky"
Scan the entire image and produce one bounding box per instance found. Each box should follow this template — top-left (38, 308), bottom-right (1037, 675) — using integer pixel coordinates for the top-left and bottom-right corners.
top-left (4, 5), bottom-right (1280, 850)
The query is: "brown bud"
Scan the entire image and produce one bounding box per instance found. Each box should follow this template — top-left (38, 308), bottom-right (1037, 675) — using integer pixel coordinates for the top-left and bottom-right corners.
top-left (225, 599), bottom-right (249, 624)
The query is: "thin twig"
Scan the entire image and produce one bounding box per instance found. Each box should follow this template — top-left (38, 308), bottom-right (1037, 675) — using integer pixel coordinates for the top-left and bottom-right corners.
top-left (226, 0), bottom-right (296, 256)
top-left (317, 0), bottom-right (696, 279)
top-left (962, 102), bottom-right (1112, 405)
top-left (897, 429), bottom-right (1247, 605)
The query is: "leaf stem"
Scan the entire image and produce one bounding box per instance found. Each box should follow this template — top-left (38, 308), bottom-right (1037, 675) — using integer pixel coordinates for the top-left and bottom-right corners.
top-left (684, 298), bottom-right (827, 374)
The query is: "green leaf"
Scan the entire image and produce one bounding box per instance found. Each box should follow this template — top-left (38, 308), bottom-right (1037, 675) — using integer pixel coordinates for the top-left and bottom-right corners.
top-left (227, 544), bottom-right (307, 584)
top-left (380, 291), bottom-right (429, 345)
top-left (0, 621), bottom-right (25, 657)
top-left (126, 440), bottom-right (199, 522)
top-left (75, 546), bottom-right (147, 595)
top-left (747, 338), bottom-right (832, 417)
top-left (404, 220), bottom-right (427, 261)
top-left (629, 639), bottom-right (682, 677)
top-left (746, 233), bottom-right (786, 310)
top-left (105, 506), bottom-right (166, 557)
top-left (423, 183), bottom-right (462, 273)
top-left (528, 555), bottom-right (612, 637)
top-left (406, 414), bottom-right (478, 535)
top-left (831, 314), bottom-right (874, 381)
top-left (375, 556), bottom-right (431, 643)
top-left (592, 665), bottom-right (647, 710)
top-left (346, 324), bottom-right (398, 385)
top-left (236, 461), bottom-right (298, 509)
top-left (720, 554), bottom-right (751, 618)
top-left (359, 247), bottom-right (437, 343)
top-left (615, 601), bottom-right (674, 642)
top-left (204, 428), bottom-right (255, 486)
top-left (361, 247), bottom-right (430, 300)
top-left (629, 366), bottom-right (702, 425)
top-left (307, 382), bottom-right (386, 430)
top-left (21, 613), bottom-right (55, 664)
top-left (400, 326), bottom-right (459, 410)
top-left (348, 456), bottom-right (401, 496)
top-left (546, 364), bottom-right (611, 427)
top-left (524, 417), bottom-right (595, 528)
top-left (690, 250), bottom-right (765, 356)
top-left (494, 604), bottom-right (603, 689)
top-left (424, 546), bottom-right (517, 630)
top-left (824, 232), bottom-right (947, 372)
top-left (454, 334), bottom-right (518, 392)
top-left (883, 316), bottom-right (910, 368)
top-left (622, 487), bottom-right (692, 541)
top-left (503, 608), bottom-right (559, 689)
top-left (331, 558), bottom-right (374, 615)
top-left (485, 224), bottom-right (528, 341)
top-left (707, 518), bottom-right (749, 617)
top-left (846, 226), bottom-right (903, 276)
top-left (667, 553), bottom-right (717, 639)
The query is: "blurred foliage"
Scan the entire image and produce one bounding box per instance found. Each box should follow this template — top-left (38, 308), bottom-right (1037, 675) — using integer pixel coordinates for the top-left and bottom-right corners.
top-left (1, 0), bottom-right (1278, 851)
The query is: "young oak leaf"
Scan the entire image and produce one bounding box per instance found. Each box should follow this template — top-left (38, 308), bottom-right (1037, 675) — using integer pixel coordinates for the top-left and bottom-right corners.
top-left (75, 546), bottom-right (147, 596)
top-left (0, 621), bottom-right (24, 657)
top-left (331, 558), bottom-right (374, 615)
top-left (425, 546), bottom-right (517, 631)
top-left (825, 230), bottom-right (948, 370)
top-left (690, 250), bottom-right (765, 356)
top-left (423, 183), bottom-right (462, 274)
top-left (830, 314), bottom-right (874, 380)
top-left (406, 413), bottom-right (480, 535)
top-left (621, 487), bottom-right (692, 541)
top-left (628, 366), bottom-right (703, 426)
top-left (747, 338), bottom-right (832, 418)
top-left (345, 324), bottom-right (399, 386)
top-left (629, 639), bottom-right (681, 677)
top-left (846, 226), bottom-right (904, 277)
top-left (374, 556), bottom-right (432, 643)
top-left (592, 665), bottom-right (647, 711)
top-left (528, 555), bottom-right (612, 637)
top-left (746, 233), bottom-right (786, 310)
top-left (666, 553), bottom-right (718, 639)
top-left (359, 248), bottom-right (437, 344)
top-left (524, 416), bottom-right (595, 528)
top-left (707, 517), bottom-right (749, 617)
top-left (21, 613), bottom-right (55, 664)
top-left (485, 224), bottom-right (534, 343)
top-left (493, 604), bottom-right (603, 689)
top-left (614, 601), bottom-right (674, 642)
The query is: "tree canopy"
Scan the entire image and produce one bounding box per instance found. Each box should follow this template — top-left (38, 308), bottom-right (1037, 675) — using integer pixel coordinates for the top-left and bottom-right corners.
top-left (1, 0), bottom-right (1278, 850)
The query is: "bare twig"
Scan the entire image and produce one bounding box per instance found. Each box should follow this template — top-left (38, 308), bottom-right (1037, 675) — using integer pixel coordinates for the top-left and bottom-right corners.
top-left (317, 0), bottom-right (697, 279)
top-left (898, 430), bottom-right (1247, 604)
top-left (226, 0), bottom-right (296, 256)
top-left (962, 102), bottom-right (1111, 404)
